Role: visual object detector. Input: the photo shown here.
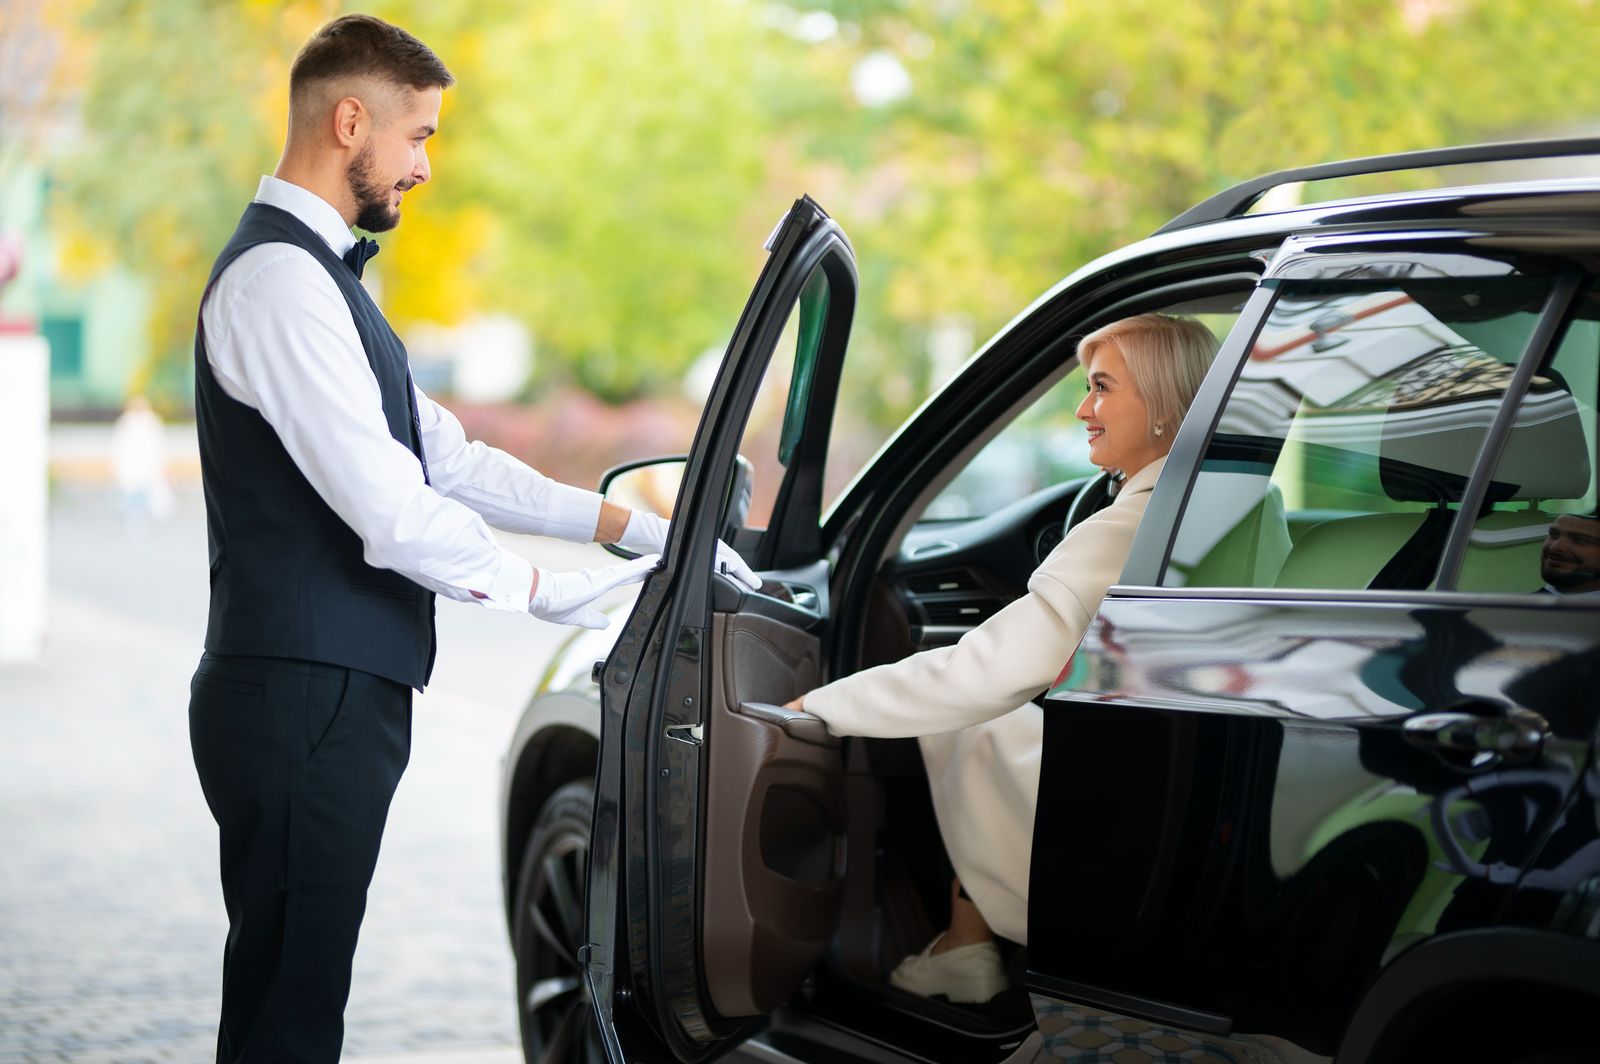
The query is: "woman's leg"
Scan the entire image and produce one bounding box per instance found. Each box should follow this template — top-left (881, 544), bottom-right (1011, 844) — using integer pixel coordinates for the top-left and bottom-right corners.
top-left (890, 876), bottom-right (1007, 1001)
top-left (932, 877), bottom-right (995, 954)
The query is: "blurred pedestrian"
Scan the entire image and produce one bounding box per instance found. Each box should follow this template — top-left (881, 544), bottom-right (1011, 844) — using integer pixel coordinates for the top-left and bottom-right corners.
top-left (110, 394), bottom-right (173, 527)
top-left (186, 15), bottom-right (760, 1063)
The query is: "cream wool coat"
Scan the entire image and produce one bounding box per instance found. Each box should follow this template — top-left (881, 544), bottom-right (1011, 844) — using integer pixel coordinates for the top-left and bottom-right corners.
top-left (805, 457), bottom-right (1165, 944)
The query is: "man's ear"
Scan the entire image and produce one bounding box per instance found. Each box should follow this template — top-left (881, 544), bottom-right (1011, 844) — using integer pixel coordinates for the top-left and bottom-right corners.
top-left (333, 96), bottom-right (368, 148)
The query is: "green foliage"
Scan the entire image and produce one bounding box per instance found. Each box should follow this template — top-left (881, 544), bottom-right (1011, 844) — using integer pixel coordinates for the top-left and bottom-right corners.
top-left (829, 0), bottom-right (1600, 326)
top-left (52, 0), bottom-right (301, 395)
top-left (50, 0), bottom-right (1600, 418)
top-left (410, 0), bottom-right (783, 400)
top-left (790, 0), bottom-right (1600, 438)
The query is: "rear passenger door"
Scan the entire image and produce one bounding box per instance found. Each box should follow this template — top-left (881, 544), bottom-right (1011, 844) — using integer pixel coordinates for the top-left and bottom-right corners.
top-left (1027, 235), bottom-right (1600, 1061)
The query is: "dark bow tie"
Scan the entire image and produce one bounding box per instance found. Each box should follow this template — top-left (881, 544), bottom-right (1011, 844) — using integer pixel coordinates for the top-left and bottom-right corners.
top-left (343, 237), bottom-right (380, 279)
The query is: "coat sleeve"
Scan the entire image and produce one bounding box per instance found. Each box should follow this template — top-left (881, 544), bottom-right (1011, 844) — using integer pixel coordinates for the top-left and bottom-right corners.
top-left (804, 499), bottom-right (1145, 738)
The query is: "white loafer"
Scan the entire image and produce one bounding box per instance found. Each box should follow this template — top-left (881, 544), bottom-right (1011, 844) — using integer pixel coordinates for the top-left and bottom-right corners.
top-left (888, 934), bottom-right (1008, 1003)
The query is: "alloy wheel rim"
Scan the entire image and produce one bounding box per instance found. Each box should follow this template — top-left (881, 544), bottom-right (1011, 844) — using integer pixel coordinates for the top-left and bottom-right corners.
top-left (518, 828), bottom-right (604, 1064)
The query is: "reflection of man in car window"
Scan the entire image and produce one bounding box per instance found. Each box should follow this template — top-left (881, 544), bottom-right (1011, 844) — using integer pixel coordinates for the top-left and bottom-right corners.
top-left (1540, 513), bottom-right (1600, 595)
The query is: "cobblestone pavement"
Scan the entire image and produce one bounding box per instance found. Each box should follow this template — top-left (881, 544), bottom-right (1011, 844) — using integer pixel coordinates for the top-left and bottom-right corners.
top-left (0, 485), bottom-right (627, 1062)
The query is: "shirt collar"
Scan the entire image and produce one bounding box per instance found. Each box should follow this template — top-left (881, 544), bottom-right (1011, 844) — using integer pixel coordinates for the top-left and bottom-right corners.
top-left (1543, 583), bottom-right (1600, 598)
top-left (254, 176), bottom-right (356, 257)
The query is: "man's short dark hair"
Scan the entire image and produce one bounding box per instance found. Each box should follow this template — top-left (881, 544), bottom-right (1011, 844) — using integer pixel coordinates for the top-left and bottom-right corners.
top-left (290, 14), bottom-right (454, 98)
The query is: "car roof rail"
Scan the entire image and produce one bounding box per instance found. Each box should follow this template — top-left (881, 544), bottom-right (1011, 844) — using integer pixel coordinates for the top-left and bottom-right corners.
top-left (1154, 136), bottom-right (1600, 236)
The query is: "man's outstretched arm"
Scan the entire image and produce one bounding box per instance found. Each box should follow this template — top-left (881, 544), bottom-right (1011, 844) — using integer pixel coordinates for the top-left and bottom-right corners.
top-left (416, 383), bottom-right (760, 588)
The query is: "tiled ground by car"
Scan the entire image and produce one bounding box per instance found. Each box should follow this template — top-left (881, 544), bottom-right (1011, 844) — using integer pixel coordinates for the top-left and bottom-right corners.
top-left (0, 476), bottom-right (623, 1062)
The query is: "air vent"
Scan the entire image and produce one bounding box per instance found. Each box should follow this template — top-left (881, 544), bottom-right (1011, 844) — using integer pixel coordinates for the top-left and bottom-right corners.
top-left (922, 598), bottom-right (1004, 625)
top-left (905, 568), bottom-right (984, 596)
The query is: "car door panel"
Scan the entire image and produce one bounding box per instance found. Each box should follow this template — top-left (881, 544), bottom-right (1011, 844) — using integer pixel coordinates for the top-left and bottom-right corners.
top-left (887, 478), bottom-right (1092, 651)
top-left (702, 611), bottom-right (844, 1018)
top-left (1034, 594), bottom-right (1593, 1058)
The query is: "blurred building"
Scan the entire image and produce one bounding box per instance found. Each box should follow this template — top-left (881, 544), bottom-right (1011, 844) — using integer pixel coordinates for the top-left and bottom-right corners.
top-left (0, 163), bottom-right (153, 415)
top-left (1, 0), bottom-right (154, 417)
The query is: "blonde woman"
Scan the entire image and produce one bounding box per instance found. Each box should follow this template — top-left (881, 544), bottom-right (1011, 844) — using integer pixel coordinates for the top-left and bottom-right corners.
top-left (789, 313), bottom-right (1218, 1003)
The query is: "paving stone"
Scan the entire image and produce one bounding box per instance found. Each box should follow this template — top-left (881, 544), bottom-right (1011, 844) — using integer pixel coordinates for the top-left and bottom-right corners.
top-left (0, 487), bottom-right (616, 1060)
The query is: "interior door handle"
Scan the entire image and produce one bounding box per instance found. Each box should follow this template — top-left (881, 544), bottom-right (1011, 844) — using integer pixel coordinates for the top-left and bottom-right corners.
top-left (737, 701), bottom-right (840, 748)
top-left (1402, 707), bottom-right (1549, 761)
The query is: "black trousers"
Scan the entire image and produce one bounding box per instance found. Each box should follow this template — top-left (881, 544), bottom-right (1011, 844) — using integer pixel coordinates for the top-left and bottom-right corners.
top-left (189, 653), bottom-right (412, 1064)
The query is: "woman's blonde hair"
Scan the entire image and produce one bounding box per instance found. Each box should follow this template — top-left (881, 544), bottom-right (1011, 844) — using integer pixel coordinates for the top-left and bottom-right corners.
top-left (1078, 313), bottom-right (1218, 436)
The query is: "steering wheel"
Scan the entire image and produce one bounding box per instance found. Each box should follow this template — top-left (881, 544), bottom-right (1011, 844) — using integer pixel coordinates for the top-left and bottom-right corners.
top-left (1062, 470), bottom-right (1118, 537)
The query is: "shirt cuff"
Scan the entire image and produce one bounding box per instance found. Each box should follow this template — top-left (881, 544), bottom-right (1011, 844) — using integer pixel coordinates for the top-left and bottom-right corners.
top-left (477, 550), bottom-right (536, 612)
top-left (542, 482), bottom-right (604, 542)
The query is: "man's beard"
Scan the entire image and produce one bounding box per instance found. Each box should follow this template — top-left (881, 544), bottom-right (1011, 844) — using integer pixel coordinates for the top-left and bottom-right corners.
top-left (347, 142), bottom-right (400, 233)
top-left (1542, 562), bottom-right (1600, 591)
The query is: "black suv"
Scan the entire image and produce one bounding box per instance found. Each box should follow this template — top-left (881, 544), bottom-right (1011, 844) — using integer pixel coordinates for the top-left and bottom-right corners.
top-left (498, 139), bottom-right (1600, 1064)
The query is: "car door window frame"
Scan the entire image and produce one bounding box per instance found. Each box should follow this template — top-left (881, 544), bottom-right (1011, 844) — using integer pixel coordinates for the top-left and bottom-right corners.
top-left (1126, 235), bottom-right (1592, 601)
top-left (819, 271), bottom-right (1267, 682)
top-left (1433, 273), bottom-right (1585, 588)
top-left (590, 198), bottom-right (860, 1060)
top-left (758, 247), bottom-right (856, 571)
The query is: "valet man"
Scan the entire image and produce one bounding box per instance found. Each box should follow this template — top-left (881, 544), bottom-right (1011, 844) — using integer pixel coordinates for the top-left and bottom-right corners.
top-left (187, 14), bottom-right (760, 1063)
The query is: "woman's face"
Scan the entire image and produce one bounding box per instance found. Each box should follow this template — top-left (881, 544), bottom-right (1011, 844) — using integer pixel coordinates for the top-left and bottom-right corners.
top-left (1076, 341), bottom-right (1169, 476)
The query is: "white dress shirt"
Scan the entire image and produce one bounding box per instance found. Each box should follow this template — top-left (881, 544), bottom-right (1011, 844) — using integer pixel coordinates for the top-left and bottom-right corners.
top-left (201, 176), bottom-right (602, 612)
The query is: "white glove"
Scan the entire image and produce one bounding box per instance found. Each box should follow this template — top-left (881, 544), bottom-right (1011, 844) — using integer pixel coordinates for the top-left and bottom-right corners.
top-left (618, 511), bottom-right (762, 592)
top-left (528, 554), bottom-right (660, 629)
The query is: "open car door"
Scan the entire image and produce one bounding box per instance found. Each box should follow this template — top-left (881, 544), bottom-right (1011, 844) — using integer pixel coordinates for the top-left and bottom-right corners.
top-left (586, 197), bottom-right (858, 1062)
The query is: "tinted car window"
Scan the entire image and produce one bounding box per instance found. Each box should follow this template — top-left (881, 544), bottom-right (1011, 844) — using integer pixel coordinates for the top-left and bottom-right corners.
top-left (922, 309), bottom-right (1241, 521)
top-left (1165, 275), bottom-right (1554, 591)
top-left (734, 264), bottom-right (832, 528)
top-left (920, 364), bottom-right (1096, 520)
top-left (1456, 287), bottom-right (1600, 594)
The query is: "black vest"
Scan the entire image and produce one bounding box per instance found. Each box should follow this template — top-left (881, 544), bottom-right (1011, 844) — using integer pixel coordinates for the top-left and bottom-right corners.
top-left (195, 202), bottom-right (436, 689)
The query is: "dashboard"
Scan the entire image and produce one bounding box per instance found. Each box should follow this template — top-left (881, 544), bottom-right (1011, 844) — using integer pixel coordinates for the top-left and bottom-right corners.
top-left (885, 476), bottom-right (1094, 648)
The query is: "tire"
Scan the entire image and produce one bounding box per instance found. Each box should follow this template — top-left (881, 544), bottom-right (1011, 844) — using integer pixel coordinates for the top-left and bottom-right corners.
top-left (512, 779), bottom-right (604, 1064)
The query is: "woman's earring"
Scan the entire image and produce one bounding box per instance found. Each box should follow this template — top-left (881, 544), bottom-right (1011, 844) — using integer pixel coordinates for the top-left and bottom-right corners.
top-left (1155, 423), bottom-right (1164, 436)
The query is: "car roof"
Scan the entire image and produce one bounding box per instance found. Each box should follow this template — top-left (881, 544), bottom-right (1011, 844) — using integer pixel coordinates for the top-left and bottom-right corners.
top-left (993, 176), bottom-right (1600, 364)
top-left (1157, 135), bottom-right (1600, 232)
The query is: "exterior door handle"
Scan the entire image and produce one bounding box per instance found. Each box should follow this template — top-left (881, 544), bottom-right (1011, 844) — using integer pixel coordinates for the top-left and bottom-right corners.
top-left (1402, 707), bottom-right (1549, 761)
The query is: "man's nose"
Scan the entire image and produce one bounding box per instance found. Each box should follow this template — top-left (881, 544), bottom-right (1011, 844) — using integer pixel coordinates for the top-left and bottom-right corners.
top-left (414, 147), bottom-right (431, 185)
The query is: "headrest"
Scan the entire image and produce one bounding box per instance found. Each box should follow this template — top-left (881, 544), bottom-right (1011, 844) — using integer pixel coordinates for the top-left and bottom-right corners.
top-left (1487, 372), bottom-right (1592, 501)
top-left (1280, 349), bottom-right (1591, 505)
top-left (1377, 354), bottom-right (1589, 503)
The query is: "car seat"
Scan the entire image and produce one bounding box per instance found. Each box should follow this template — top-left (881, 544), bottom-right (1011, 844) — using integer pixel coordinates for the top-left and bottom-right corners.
top-left (1271, 362), bottom-right (1588, 591)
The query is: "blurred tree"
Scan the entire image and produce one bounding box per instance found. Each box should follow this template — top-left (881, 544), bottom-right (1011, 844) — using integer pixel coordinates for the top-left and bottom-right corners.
top-left (52, 0), bottom-right (807, 404)
top-left (390, 0), bottom-right (790, 400)
top-left (47, 0), bottom-right (1600, 421)
top-left (51, 0), bottom-right (332, 400)
top-left (1, 0), bottom-right (70, 178)
top-left (801, 0), bottom-right (1600, 370)
top-left (756, 0), bottom-right (1600, 491)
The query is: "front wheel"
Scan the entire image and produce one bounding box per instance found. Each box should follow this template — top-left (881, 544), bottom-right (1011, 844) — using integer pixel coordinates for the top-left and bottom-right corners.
top-left (512, 779), bottom-right (603, 1064)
